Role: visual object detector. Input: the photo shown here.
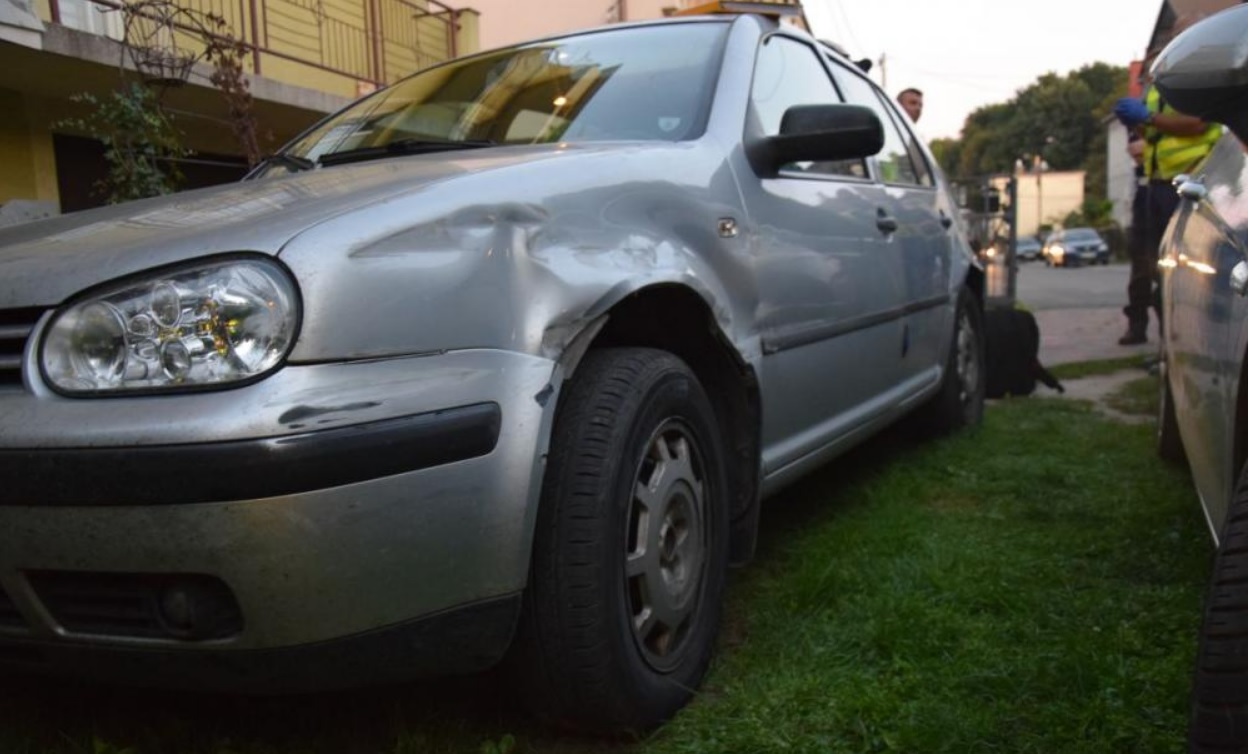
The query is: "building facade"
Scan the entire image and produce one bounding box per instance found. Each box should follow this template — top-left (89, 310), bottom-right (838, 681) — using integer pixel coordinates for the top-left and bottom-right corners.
top-left (0, 0), bottom-right (478, 219)
top-left (469, 0), bottom-right (804, 52)
top-left (989, 169), bottom-right (1086, 239)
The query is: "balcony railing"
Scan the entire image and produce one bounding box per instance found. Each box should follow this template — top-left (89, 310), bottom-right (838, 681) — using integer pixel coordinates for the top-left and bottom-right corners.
top-left (48, 0), bottom-right (463, 89)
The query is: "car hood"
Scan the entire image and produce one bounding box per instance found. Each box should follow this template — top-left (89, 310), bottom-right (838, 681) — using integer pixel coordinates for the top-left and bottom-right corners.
top-left (0, 144), bottom-right (631, 308)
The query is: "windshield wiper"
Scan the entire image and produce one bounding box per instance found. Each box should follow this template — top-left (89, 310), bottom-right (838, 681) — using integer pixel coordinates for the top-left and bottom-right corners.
top-left (317, 138), bottom-right (497, 167)
top-left (258, 152), bottom-right (317, 173)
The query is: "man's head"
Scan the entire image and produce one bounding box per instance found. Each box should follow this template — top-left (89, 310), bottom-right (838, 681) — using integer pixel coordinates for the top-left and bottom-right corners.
top-left (896, 88), bottom-right (923, 123)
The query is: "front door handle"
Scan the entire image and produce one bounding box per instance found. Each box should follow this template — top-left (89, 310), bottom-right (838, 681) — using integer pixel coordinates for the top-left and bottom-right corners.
top-left (876, 208), bottom-right (898, 234)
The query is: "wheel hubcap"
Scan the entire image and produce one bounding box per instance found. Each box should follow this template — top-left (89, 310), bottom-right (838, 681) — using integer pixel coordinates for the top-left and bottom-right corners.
top-left (956, 310), bottom-right (980, 409)
top-left (625, 422), bottom-right (706, 672)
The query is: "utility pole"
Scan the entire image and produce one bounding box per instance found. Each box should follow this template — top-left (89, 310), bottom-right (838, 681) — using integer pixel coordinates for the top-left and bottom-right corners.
top-left (1007, 175), bottom-right (1018, 304)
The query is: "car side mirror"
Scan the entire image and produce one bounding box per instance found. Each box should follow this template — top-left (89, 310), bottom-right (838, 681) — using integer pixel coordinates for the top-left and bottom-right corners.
top-left (1151, 3), bottom-right (1247, 143)
top-left (750, 104), bottom-right (884, 176)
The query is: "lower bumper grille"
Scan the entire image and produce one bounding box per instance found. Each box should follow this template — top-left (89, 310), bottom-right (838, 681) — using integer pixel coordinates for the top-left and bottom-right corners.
top-left (0, 588), bottom-right (24, 629)
top-left (26, 571), bottom-right (244, 641)
top-left (0, 307), bottom-right (42, 387)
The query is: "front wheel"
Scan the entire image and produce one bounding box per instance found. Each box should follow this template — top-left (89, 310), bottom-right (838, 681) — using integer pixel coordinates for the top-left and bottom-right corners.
top-left (1188, 464), bottom-right (1247, 754)
top-left (508, 347), bottom-right (729, 733)
top-left (915, 286), bottom-right (985, 434)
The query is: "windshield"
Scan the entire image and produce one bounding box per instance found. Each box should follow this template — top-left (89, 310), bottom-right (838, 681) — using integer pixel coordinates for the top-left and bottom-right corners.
top-left (275, 22), bottom-right (728, 169)
top-left (1065, 229), bottom-right (1101, 241)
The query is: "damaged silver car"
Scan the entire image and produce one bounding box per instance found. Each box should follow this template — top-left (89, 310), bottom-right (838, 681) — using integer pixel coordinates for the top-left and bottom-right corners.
top-left (0, 11), bottom-right (984, 732)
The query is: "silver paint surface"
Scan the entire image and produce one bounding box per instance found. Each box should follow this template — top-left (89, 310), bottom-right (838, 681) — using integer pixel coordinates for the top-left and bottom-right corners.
top-left (0, 15), bottom-right (975, 656)
top-left (1159, 133), bottom-right (1248, 541)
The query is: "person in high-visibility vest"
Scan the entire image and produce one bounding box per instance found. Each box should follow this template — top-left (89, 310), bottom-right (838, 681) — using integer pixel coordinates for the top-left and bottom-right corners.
top-left (1112, 84), bottom-right (1221, 345)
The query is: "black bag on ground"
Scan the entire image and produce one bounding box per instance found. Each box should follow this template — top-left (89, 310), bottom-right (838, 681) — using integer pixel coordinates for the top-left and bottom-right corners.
top-left (983, 307), bottom-right (1064, 398)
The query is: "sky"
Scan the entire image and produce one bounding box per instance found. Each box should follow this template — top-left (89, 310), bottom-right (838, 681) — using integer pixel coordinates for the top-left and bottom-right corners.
top-left (801, 0), bottom-right (1161, 140)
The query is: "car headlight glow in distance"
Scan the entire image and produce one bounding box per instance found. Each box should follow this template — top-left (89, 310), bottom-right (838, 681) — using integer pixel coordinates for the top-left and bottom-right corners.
top-left (41, 257), bottom-right (299, 394)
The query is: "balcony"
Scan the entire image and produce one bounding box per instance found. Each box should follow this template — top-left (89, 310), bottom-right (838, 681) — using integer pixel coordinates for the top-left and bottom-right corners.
top-left (31, 0), bottom-right (473, 97)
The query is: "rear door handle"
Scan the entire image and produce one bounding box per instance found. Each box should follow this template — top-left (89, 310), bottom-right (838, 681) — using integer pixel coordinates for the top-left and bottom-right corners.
top-left (876, 208), bottom-right (898, 234)
top-left (1177, 177), bottom-right (1207, 201)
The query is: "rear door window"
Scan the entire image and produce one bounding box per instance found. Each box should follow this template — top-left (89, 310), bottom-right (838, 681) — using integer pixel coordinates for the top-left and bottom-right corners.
top-left (826, 62), bottom-right (923, 186)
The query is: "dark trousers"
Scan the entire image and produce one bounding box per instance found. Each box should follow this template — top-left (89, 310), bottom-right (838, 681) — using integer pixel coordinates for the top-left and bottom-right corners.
top-left (1124, 180), bottom-right (1181, 330)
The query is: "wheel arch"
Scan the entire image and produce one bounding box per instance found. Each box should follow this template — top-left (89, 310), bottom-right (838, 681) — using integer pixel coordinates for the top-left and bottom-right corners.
top-left (561, 283), bottom-right (763, 566)
top-left (963, 263), bottom-right (986, 310)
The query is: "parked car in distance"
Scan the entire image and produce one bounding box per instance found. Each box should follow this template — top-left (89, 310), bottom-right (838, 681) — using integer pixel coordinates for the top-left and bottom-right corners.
top-left (1151, 5), bottom-right (1247, 752)
top-left (1015, 235), bottom-right (1043, 261)
top-left (976, 235), bottom-right (1039, 265)
top-left (1041, 227), bottom-right (1110, 267)
top-left (0, 11), bottom-right (986, 734)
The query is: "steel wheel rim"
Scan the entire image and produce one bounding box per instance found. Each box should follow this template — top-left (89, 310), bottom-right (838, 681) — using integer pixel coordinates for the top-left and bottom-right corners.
top-left (624, 420), bottom-right (707, 673)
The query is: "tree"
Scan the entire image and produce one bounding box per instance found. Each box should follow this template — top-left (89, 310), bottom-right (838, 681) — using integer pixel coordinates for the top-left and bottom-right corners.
top-left (933, 62), bottom-right (1129, 204)
top-left (58, 83), bottom-right (187, 203)
top-left (57, 0), bottom-right (266, 204)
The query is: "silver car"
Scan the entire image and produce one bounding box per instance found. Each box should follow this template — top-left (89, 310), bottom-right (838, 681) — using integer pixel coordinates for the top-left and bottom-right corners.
top-left (0, 13), bottom-right (984, 731)
top-left (1152, 5), bottom-right (1247, 752)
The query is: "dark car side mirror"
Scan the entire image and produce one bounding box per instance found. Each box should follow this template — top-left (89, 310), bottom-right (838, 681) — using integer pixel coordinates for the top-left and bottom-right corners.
top-left (1151, 3), bottom-right (1247, 144)
top-left (749, 104), bottom-right (884, 176)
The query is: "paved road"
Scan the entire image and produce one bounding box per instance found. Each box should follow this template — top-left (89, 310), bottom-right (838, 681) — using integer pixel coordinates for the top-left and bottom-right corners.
top-left (1013, 260), bottom-right (1133, 310)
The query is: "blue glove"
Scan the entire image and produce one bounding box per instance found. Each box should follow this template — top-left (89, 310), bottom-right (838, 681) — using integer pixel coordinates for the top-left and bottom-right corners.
top-left (1114, 98), bottom-right (1151, 127)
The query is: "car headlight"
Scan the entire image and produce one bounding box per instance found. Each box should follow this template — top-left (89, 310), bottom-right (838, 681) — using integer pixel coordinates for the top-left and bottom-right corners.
top-left (41, 256), bottom-right (299, 395)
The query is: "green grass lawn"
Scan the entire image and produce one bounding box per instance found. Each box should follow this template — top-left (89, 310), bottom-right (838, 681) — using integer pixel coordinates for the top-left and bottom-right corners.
top-left (0, 386), bottom-right (1209, 754)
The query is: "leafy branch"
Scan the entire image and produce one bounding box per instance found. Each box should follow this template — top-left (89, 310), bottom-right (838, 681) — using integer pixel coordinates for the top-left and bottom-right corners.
top-left (57, 82), bottom-right (187, 203)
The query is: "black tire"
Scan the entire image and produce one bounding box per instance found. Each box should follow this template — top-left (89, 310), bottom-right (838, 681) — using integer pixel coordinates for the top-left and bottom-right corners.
top-left (1188, 464), bottom-right (1248, 754)
top-left (915, 286), bottom-right (986, 434)
top-left (508, 347), bottom-right (729, 733)
top-left (1158, 367), bottom-right (1187, 465)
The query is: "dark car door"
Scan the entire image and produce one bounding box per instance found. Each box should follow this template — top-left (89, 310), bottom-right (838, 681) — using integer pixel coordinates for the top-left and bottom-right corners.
top-left (1161, 132), bottom-right (1248, 530)
top-left (741, 34), bottom-right (907, 479)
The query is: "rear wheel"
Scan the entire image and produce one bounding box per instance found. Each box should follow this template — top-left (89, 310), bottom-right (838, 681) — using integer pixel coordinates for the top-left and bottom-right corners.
top-left (509, 347), bottom-right (728, 733)
top-left (915, 286), bottom-right (985, 434)
top-left (1188, 464), bottom-right (1248, 754)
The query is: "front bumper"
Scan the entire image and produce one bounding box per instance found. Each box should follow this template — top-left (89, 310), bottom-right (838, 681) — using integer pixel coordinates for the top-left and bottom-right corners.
top-left (0, 349), bottom-right (559, 686)
top-left (1056, 248), bottom-right (1106, 265)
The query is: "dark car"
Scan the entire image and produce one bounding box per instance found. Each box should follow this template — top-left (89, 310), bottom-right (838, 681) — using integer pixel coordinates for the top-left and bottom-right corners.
top-left (1015, 236), bottom-right (1043, 262)
top-left (1152, 5), bottom-right (1247, 752)
top-left (1040, 227), bottom-right (1110, 267)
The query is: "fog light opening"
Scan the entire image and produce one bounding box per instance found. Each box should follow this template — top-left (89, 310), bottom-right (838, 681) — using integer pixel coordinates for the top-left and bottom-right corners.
top-left (154, 579), bottom-right (243, 641)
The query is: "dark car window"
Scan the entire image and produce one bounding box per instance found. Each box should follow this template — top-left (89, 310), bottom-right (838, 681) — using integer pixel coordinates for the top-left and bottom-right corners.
top-left (826, 63), bottom-right (922, 186)
top-left (281, 22), bottom-right (729, 164)
top-left (750, 35), bottom-right (867, 179)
